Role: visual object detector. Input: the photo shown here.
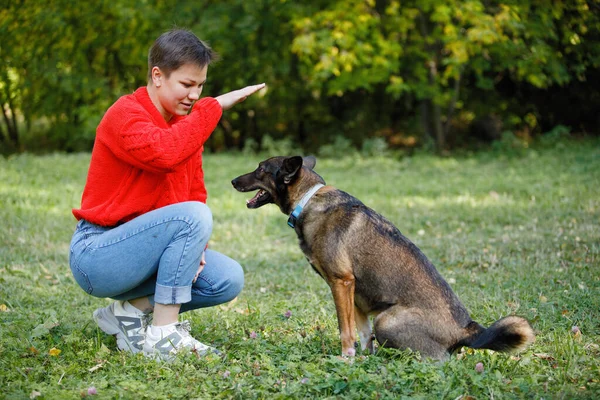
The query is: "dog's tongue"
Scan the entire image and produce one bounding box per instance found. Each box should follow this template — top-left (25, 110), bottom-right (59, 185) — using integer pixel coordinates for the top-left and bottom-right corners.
top-left (246, 190), bottom-right (265, 207)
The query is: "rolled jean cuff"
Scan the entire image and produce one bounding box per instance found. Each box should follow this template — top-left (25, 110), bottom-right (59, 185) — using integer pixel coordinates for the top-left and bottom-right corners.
top-left (154, 283), bottom-right (192, 305)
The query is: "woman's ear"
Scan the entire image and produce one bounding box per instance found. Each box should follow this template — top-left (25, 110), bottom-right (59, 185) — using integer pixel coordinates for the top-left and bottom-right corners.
top-left (151, 66), bottom-right (163, 88)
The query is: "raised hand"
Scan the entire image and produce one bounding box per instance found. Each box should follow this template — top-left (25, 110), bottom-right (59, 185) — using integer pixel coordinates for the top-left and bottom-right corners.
top-left (216, 83), bottom-right (266, 110)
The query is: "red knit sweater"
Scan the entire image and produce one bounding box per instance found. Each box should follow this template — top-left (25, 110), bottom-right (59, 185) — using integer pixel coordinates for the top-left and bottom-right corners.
top-left (72, 87), bottom-right (223, 226)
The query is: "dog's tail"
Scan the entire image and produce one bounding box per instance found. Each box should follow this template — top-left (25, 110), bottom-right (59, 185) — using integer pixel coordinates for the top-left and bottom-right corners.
top-left (463, 316), bottom-right (535, 353)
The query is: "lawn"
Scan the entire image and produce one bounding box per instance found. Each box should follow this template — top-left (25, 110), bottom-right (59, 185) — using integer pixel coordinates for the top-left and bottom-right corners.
top-left (1, 139), bottom-right (599, 399)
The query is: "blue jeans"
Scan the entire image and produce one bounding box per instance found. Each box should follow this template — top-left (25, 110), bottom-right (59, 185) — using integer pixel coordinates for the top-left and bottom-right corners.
top-left (69, 202), bottom-right (244, 312)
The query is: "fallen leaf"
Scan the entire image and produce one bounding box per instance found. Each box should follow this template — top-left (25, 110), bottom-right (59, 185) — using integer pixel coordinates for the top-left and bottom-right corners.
top-left (31, 321), bottom-right (60, 338)
top-left (88, 361), bottom-right (106, 372)
top-left (96, 344), bottom-right (111, 357)
top-left (533, 353), bottom-right (555, 361)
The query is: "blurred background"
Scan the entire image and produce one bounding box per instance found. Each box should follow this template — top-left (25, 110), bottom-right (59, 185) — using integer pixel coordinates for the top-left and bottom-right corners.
top-left (1, 0), bottom-right (599, 156)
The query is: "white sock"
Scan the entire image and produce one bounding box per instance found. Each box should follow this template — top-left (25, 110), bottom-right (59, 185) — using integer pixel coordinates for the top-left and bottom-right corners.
top-left (149, 322), bottom-right (178, 336)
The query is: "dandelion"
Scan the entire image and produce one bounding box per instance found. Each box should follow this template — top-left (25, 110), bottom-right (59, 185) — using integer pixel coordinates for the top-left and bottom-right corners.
top-left (48, 348), bottom-right (61, 356)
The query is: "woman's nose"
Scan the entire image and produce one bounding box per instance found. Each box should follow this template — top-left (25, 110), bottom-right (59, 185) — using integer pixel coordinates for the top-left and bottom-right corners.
top-left (189, 90), bottom-right (200, 100)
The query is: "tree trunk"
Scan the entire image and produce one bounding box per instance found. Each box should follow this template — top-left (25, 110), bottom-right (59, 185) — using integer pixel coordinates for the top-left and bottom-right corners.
top-left (1, 103), bottom-right (18, 148)
top-left (419, 12), bottom-right (445, 153)
top-left (443, 70), bottom-right (462, 141)
top-left (427, 60), bottom-right (445, 153)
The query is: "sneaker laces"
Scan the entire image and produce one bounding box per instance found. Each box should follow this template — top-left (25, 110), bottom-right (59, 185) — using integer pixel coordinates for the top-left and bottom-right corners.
top-left (176, 320), bottom-right (192, 335)
top-left (141, 313), bottom-right (153, 330)
top-left (175, 320), bottom-right (202, 347)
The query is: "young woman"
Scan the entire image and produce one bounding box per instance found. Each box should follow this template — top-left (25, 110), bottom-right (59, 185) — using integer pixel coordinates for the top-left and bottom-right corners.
top-left (69, 29), bottom-right (265, 359)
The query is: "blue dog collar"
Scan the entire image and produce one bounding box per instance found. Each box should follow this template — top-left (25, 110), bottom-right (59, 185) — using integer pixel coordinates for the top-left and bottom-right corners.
top-left (287, 184), bottom-right (324, 228)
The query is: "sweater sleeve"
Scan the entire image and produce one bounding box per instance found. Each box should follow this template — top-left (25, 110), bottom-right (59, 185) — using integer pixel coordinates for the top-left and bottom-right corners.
top-left (101, 97), bottom-right (222, 173)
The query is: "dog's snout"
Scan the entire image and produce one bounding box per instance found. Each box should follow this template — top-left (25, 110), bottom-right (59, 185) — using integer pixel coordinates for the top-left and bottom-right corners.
top-left (231, 177), bottom-right (245, 191)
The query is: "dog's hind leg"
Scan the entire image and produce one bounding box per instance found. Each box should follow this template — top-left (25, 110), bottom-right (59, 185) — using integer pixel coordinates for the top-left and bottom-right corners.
top-left (355, 306), bottom-right (374, 353)
top-left (374, 306), bottom-right (450, 360)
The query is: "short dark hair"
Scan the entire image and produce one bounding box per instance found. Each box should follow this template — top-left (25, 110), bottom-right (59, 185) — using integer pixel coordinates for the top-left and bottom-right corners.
top-left (147, 29), bottom-right (219, 80)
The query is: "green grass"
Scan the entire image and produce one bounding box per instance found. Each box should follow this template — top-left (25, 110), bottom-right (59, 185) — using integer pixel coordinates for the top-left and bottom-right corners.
top-left (1, 139), bottom-right (599, 399)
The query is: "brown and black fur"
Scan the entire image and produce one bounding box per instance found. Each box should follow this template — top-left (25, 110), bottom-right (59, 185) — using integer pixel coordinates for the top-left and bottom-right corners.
top-left (231, 156), bottom-right (535, 360)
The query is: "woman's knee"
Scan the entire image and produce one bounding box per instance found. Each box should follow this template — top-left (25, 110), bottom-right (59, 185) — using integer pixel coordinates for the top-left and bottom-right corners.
top-left (192, 202), bottom-right (213, 234)
top-left (175, 201), bottom-right (213, 243)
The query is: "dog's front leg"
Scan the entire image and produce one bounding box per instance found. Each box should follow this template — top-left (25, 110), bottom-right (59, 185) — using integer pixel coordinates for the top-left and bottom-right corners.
top-left (355, 306), bottom-right (374, 354)
top-left (330, 276), bottom-right (357, 357)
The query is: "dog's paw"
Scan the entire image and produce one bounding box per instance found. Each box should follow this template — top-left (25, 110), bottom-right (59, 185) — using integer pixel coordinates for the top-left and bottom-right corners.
top-left (342, 347), bottom-right (356, 357)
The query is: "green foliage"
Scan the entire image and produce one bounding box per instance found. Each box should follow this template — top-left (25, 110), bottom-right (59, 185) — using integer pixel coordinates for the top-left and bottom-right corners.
top-left (318, 135), bottom-right (357, 159)
top-left (291, 0), bottom-right (600, 151)
top-left (1, 1), bottom-right (599, 154)
top-left (1, 0), bottom-right (174, 151)
top-left (539, 125), bottom-right (572, 148)
top-left (361, 137), bottom-right (390, 158)
top-left (490, 131), bottom-right (529, 157)
top-left (2, 139), bottom-right (600, 398)
top-left (260, 135), bottom-right (296, 156)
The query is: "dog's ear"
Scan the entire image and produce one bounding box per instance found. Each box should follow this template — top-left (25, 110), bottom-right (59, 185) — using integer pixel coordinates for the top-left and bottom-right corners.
top-left (303, 156), bottom-right (316, 170)
top-left (281, 156), bottom-right (303, 184)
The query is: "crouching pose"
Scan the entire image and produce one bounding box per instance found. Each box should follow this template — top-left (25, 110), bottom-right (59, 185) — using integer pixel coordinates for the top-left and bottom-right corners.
top-left (70, 29), bottom-right (264, 359)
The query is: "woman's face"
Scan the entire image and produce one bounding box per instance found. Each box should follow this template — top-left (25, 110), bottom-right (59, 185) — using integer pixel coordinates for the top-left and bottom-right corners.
top-left (152, 63), bottom-right (208, 121)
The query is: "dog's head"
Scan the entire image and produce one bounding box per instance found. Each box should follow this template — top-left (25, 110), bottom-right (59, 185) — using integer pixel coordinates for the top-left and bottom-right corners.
top-left (231, 155), bottom-right (324, 214)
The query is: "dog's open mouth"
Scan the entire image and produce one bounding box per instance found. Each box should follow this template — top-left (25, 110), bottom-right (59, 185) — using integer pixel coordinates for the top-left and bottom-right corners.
top-left (246, 189), bottom-right (272, 209)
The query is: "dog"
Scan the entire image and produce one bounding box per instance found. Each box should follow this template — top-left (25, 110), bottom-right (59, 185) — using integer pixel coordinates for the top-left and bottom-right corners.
top-left (231, 156), bottom-right (535, 360)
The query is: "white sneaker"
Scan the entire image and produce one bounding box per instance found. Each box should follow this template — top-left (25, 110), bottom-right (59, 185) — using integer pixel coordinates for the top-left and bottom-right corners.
top-left (93, 301), bottom-right (150, 354)
top-left (143, 320), bottom-right (220, 359)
